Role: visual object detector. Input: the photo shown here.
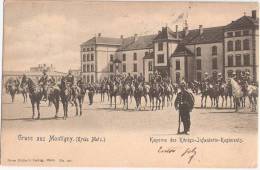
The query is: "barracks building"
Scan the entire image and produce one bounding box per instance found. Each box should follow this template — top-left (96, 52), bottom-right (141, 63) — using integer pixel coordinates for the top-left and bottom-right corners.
top-left (80, 10), bottom-right (259, 84)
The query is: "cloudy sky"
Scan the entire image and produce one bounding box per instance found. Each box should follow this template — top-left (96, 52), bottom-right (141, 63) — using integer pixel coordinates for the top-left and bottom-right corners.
top-left (3, 0), bottom-right (258, 72)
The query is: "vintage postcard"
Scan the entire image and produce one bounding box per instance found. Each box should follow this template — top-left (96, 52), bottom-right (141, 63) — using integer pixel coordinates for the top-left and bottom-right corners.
top-left (1, 0), bottom-right (258, 168)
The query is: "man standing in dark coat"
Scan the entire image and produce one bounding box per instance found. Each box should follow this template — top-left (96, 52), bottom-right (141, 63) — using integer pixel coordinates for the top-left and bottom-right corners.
top-left (88, 83), bottom-right (95, 105)
top-left (174, 81), bottom-right (194, 135)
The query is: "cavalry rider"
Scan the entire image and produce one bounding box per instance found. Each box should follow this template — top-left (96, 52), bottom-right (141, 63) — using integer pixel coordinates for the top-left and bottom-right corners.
top-left (137, 73), bottom-right (145, 86)
top-left (216, 73), bottom-right (224, 86)
top-left (125, 73), bottom-right (133, 85)
top-left (77, 75), bottom-right (85, 95)
top-left (20, 74), bottom-right (28, 89)
top-left (88, 83), bottom-right (95, 105)
top-left (245, 71), bottom-right (252, 85)
top-left (38, 69), bottom-right (49, 101)
top-left (65, 70), bottom-right (75, 104)
top-left (202, 72), bottom-right (210, 84)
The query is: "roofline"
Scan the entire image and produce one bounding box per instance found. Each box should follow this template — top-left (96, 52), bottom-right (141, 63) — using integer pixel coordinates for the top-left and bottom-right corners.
top-left (117, 47), bottom-right (153, 52)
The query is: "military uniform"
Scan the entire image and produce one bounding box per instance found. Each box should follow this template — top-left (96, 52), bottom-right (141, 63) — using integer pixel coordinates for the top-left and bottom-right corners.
top-left (20, 75), bottom-right (28, 88)
top-left (174, 89), bottom-right (194, 134)
top-left (39, 73), bottom-right (49, 100)
top-left (88, 85), bottom-right (95, 105)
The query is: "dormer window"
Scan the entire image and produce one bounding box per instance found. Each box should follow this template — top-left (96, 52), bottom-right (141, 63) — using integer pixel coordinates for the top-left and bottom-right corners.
top-left (227, 32), bottom-right (233, 37)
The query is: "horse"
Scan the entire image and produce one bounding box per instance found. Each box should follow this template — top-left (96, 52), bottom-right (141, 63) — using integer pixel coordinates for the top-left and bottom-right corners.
top-left (100, 82), bottom-right (110, 102)
top-left (7, 83), bottom-right (18, 103)
top-left (246, 83), bottom-right (258, 112)
top-left (200, 82), bottom-right (210, 108)
top-left (120, 83), bottom-right (132, 110)
top-left (71, 85), bottom-right (84, 116)
top-left (208, 83), bottom-right (220, 108)
top-left (109, 82), bottom-right (120, 109)
top-left (229, 78), bottom-right (244, 112)
top-left (46, 83), bottom-right (60, 118)
top-left (149, 83), bottom-right (162, 111)
top-left (26, 78), bottom-right (44, 119)
top-left (18, 85), bottom-right (28, 103)
top-left (60, 78), bottom-right (72, 119)
top-left (218, 82), bottom-right (233, 108)
top-left (162, 82), bottom-right (174, 107)
top-left (133, 82), bottom-right (150, 111)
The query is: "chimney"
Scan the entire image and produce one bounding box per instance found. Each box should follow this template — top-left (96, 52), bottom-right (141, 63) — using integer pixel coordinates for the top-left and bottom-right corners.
top-left (120, 35), bottom-right (124, 39)
top-left (183, 20), bottom-right (189, 36)
top-left (175, 25), bottom-right (179, 39)
top-left (252, 10), bottom-right (257, 19)
top-left (98, 33), bottom-right (101, 37)
top-left (199, 25), bottom-right (203, 35)
top-left (134, 34), bottom-right (138, 41)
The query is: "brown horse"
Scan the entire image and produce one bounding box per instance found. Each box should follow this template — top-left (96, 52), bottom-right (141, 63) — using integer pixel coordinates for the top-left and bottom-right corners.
top-left (60, 79), bottom-right (71, 119)
top-left (133, 82), bottom-right (150, 111)
top-left (7, 83), bottom-right (18, 103)
top-left (27, 78), bottom-right (44, 119)
top-left (109, 82), bottom-right (120, 109)
top-left (149, 83), bottom-right (163, 111)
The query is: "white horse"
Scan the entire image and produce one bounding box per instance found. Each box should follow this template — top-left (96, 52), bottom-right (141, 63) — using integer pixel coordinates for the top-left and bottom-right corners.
top-left (246, 83), bottom-right (258, 112)
top-left (229, 78), bottom-right (243, 111)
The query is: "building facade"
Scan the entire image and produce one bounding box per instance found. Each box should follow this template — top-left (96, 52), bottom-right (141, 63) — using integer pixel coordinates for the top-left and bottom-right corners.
top-left (80, 10), bottom-right (258, 83)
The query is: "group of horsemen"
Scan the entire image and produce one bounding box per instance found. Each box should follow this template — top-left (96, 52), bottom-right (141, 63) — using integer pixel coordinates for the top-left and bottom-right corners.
top-left (6, 68), bottom-right (256, 103)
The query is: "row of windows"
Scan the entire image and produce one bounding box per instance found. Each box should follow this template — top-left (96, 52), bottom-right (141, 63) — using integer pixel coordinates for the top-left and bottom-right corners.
top-left (227, 69), bottom-right (251, 78)
top-left (226, 30), bottom-right (249, 38)
top-left (83, 75), bottom-right (95, 83)
top-left (121, 52), bottom-right (149, 62)
top-left (227, 54), bottom-right (250, 67)
top-left (196, 46), bottom-right (218, 56)
top-left (195, 58), bottom-right (218, 70)
top-left (82, 47), bottom-right (94, 52)
top-left (227, 39), bottom-right (250, 51)
top-left (110, 64), bottom-right (138, 72)
top-left (83, 54), bottom-right (94, 62)
top-left (82, 64), bottom-right (95, 72)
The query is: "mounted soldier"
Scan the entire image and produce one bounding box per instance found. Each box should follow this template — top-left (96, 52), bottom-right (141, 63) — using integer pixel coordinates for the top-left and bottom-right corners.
top-left (20, 74), bottom-right (28, 88)
top-left (137, 73), bottom-right (145, 86)
top-left (65, 70), bottom-right (75, 104)
top-left (216, 73), bottom-right (224, 86)
top-left (38, 69), bottom-right (49, 101)
top-left (125, 73), bottom-right (133, 85)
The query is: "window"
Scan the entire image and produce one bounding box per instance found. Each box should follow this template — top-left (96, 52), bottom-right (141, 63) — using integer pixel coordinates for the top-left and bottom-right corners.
top-left (83, 64), bottom-right (86, 72)
top-left (227, 41), bottom-right (233, 51)
top-left (244, 54), bottom-right (250, 66)
top-left (227, 32), bottom-right (233, 37)
top-left (133, 53), bottom-right (137, 60)
top-left (133, 63), bottom-right (137, 72)
top-left (196, 47), bottom-right (201, 56)
top-left (110, 55), bottom-right (113, 62)
top-left (91, 54), bottom-right (94, 61)
top-left (87, 64), bottom-right (90, 72)
top-left (228, 55), bottom-right (233, 66)
top-left (91, 75), bottom-right (94, 83)
top-left (235, 40), bottom-right (241, 51)
top-left (157, 54), bottom-right (164, 63)
top-left (212, 58), bottom-right (218, 69)
top-left (91, 64), bottom-right (94, 72)
top-left (158, 42), bottom-right (163, 51)
top-left (87, 75), bottom-right (90, 83)
top-left (212, 46), bottom-right (217, 55)
top-left (145, 51), bottom-right (149, 56)
top-left (176, 72), bottom-right (180, 83)
top-left (235, 31), bottom-right (241, 37)
top-left (243, 30), bottom-right (249, 36)
top-left (197, 72), bottom-right (202, 82)
top-left (122, 54), bottom-right (126, 61)
top-left (110, 64), bottom-right (113, 72)
top-left (91, 47), bottom-right (94, 51)
top-left (83, 54), bottom-right (86, 62)
top-left (148, 61), bottom-right (153, 71)
top-left (87, 48), bottom-right (90, 51)
top-left (196, 59), bottom-right (201, 70)
top-left (176, 60), bottom-right (180, 70)
top-left (236, 54), bottom-right (241, 66)
top-left (87, 54), bottom-right (90, 61)
top-left (227, 70), bottom-right (233, 78)
top-left (82, 48), bottom-right (86, 52)
top-left (123, 64), bottom-right (126, 72)
top-left (83, 75), bottom-right (86, 83)
top-left (243, 39), bottom-right (250, 50)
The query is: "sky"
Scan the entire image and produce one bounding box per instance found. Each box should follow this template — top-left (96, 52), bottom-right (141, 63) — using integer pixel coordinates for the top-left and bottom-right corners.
top-left (3, 0), bottom-right (258, 72)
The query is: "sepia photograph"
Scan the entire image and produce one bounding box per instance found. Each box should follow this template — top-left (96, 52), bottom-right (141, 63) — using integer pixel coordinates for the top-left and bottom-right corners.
top-left (1, 0), bottom-right (259, 168)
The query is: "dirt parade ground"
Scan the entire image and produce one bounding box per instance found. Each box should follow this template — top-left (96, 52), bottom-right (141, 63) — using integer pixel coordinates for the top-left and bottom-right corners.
top-left (1, 91), bottom-right (258, 167)
top-left (2, 91), bottom-right (257, 135)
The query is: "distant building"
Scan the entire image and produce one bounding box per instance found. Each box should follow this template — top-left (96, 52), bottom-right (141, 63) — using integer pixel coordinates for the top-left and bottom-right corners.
top-left (80, 10), bottom-right (259, 83)
top-left (3, 64), bottom-right (66, 85)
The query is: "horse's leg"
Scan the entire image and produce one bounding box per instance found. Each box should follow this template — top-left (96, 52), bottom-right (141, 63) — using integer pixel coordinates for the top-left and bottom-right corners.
top-left (205, 95), bottom-right (207, 108)
top-left (55, 99), bottom-right (59, 118)
top-left (201, 95), bottom-right (204, 108)
top-left (114, 96), bottom-right (117, 109)
top-left (31, 101), bottom-right (35, 119)
top-left (79, 98), bottom-right (82, 116)
top-left (75, 100), bottom-right (78, 116)
top-left (37, 101), bottom-right (40, 119)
